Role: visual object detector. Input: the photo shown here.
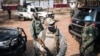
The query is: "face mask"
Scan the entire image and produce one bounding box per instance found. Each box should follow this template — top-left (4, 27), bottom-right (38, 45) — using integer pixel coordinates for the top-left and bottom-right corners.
top-left (48, 26), bottom-right (56, 32)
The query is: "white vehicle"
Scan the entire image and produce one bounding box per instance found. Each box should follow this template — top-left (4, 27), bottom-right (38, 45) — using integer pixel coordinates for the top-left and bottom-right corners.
top-left (14, 5), bottom-right (54, 22)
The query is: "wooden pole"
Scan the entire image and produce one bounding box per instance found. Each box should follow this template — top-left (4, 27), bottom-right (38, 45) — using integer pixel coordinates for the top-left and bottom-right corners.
top-left (39, 0), bottom-right (40, 6)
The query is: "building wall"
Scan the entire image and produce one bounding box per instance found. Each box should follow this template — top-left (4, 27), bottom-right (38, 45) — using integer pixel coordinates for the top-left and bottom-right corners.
top-left (0, 0), bottom-right (3, 9)
top-left (2, 0), bottom-right (68, 10)
top-left (32, 0), bottom-right (68, 8)
top-left (31, 0), bottom-right (54, 8)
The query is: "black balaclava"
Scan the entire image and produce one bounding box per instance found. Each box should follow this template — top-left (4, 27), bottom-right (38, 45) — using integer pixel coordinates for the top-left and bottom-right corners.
top-left (48, 26), bottom-right (56, 33)
top-left (48, 23), bottom-right (56, 33)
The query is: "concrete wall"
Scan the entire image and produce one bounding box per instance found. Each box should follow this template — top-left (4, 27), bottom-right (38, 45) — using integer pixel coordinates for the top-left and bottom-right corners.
top-left (31, 0), bottom-right (68, 8)
top-left (31, 0), bottom-right (54, 8)
top-left (21, 0), bottom-right (68, 8)
top-left (2, 0), bottom-right (68, 10)
top-left (0, 0), bottom-right (3, 9)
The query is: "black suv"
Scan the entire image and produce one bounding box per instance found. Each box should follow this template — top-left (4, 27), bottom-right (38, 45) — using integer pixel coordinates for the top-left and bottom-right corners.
top-left (0, 27), bottom-right (27, 56)
top-left (68, 7), bottom-right (100, 51)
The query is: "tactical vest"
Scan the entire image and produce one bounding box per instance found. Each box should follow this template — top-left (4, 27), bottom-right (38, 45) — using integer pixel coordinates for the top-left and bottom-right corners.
top-left (82, 25), bottom-right (98, 42)
top-left (34, 20), bottom-right (43, 35)
top-left (42, 29), bottom-right (59, 55)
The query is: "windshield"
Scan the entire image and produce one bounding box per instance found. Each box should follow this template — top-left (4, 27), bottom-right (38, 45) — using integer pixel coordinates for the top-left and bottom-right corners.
top-left (0, 29), bottom-right (17, 35)
top-left (74, 8), bottom-right (94, 20)
top-left (17, 7), bottom-right (27, 12)
top-left (35, 7), bottom-right (44, 12)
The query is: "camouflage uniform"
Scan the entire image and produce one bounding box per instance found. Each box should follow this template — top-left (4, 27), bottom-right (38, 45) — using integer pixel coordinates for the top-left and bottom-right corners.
top-left (30, 19), bottom-right (44, 56)
top-left (34, 18), bottom-right (67, 56)
top-left (80, 24), bottom-right (98, 56)
top-left (30, 19), bottom-right (44, 40)
top-left (38, 28), bottom-right (67, 56)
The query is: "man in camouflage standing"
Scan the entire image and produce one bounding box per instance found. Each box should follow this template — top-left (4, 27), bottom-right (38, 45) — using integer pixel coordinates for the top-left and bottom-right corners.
top-left (68, 0), bottom-right (78, 17)
top-left (37, 18), bottom-right (67, 56)
top-left (30, 13), bottom-right (44, 55)
top-left (30, 13), bottom-right (44, 40)
top-left (80, 16), bottom-right (98, 56)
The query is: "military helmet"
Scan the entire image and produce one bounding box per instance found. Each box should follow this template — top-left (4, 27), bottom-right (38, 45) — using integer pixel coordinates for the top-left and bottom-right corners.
top-left (84, 16), bottom-right (93, 22)
top-left (45, 18), bottom-right (55, 25)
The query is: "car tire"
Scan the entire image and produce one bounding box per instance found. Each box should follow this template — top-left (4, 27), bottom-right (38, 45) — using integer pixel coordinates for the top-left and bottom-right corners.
top-left (20, 17), bottom-right (26, 21)
top-left (18, 14), bottom-right (23, 19)
top-left (40, 17), bottom-right (45, 24)
top-left (18, 14), bottom-right (26, 21)
top-left (18, 16), bottom-right (21, 19)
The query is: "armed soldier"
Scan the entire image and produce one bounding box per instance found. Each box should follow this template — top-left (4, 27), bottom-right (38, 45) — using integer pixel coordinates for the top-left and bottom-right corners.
top-left (30, 13), bottom-right (44, 40)
top-left (36, 18), bottom-right (67, 56)
top-left (30, 13), bottom-right (44, 55)
top-left (80, 16), bottom-right (98, 56)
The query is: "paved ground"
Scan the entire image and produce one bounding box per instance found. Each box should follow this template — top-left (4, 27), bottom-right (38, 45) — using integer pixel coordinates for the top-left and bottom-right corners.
top-left (0, 8), bottom-right (80, 56)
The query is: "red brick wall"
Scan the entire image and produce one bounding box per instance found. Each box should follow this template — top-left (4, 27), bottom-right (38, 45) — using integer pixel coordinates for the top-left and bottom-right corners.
top-left (53, 4), bottom-right (69, 8)
top-left (2, 4), bottom-right (18, 11)
top-left (2, 4), bottom-right (69, 11)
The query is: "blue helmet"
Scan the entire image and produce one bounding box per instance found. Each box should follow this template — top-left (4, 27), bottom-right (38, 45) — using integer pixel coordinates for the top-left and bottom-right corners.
top-left (84, 16), bottom-right (93, 22)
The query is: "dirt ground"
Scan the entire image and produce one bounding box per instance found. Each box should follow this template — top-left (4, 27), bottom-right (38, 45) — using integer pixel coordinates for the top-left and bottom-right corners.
top-left (0, 8), bottom-right (80, 56)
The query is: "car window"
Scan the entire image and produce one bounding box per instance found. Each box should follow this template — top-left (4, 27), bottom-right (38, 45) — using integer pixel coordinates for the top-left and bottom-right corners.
top-left (96, 12), bottom-right (100, 22)
top-left (31, 8), bottom-right (35, 12)
top-left (74, 9), bottom-right (94, 20)
top-left (74, 10), bottom-right (89, 20)
top-left (35, 7), bottom-right (44, 12)
top-left (23, 8), bottom-right (27, 12)
top-left (18, 8), bottom-right (26, 12)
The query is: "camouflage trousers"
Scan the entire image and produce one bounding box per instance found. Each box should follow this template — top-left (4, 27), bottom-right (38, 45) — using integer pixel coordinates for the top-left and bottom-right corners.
top-left (33, 41), bottom-right (38, 56)
top-left (80, 46), bottom-right (95, 56)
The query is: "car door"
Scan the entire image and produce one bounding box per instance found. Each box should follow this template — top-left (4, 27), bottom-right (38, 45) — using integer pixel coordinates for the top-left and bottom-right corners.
top-left (72, 8), bottom-right (95, 34)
